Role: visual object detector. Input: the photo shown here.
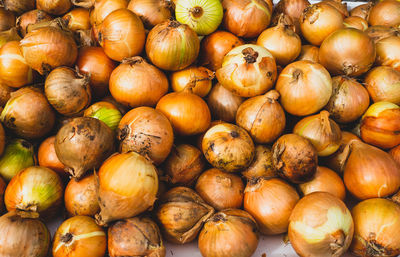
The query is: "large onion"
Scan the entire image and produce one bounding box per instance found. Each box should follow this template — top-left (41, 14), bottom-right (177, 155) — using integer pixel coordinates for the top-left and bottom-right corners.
top-left (365, 66), bottom-right (400, 105)
top-left (127, 0), bottom-right (172, 28)
top-left (368, 0), bottom-right (400, 27)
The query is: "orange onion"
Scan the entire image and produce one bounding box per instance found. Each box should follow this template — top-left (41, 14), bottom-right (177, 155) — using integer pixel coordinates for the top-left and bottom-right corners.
top-left (375, 36), bottom-right (400, 72)
top-left (170, 66), bottom-right (214, 98)
top-left (62, 7), bottom-right (90, 31)
top-left (368, 0), bottom-right (400, 27)
top-left (273, 0), bottom-right (310, 34)
top-left (350, 2), bottom-right (372, 20)
top-left (38, 136), bottom-right (66, 177)
top-left (242, 145), bottom-right (277, 180)
top-left (127, 0), bottom-right (173, 28)
top-left (390, 145), bottom-right (400, 166)
top-left (90, 0), bottom-right (129, 26)
top-left (16, 9), bottom-right (52, 37)
top-left (0, 7), bottom-right (15, 32)
top-left (343, 16), bottom-right (368, 31)
top-left (296, 45), bottom-right (319, 62)
top-left (36, 0), bottom-right (72, 15)
top-left (365, 66), bottom-right (400, 105)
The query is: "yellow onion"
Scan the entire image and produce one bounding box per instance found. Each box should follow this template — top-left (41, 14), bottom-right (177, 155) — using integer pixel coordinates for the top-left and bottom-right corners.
top-left (351, 198), bottom-right (400, 257)
top-left (390, 145), bottom-right (400, 166)
top-left (16, 10), bottom-right (52, 37)
top-left (108, 216), bottom-right (165, 257)
top-left (222, 0), bottom-right (271, 38)
top-left (146, 19), bottom-right (200, 71)
top-left (37, 0), bottom-right (72, 15)
top-left (65, 174), bottom-right (100, 217)
top-left (202, 123), bottom-right (255, 172)
top-left (0, 139), bottom-right (35, 182)
top-left (244, 177), bottom-right (299, 235)
top-left (365, 66), bottom-right (400, 105)
top-left (242, 145), bottom-right (277, 180)
top-left (273, 0), bottom-right (310, 35)
top-left (62, 7), bottom-right (90, 31)
top-left (343, 16), bottom-right (368, 31)
top-left (0, 28), bottom-right (21, 48)
top-left (366, 25), bottom-right (400, 44)
top-left (1, 87), bottom-right (55, 139)
top-left (117, 106), bottom-right (174, 165)
top-left (319, 28), bottom-right (376, 76)
top-left (109, 57), bottom-right (168, 108)
top-left (155, 187), bottom-right (214, 244)
top-left (376, 36), bottom-right (400, 72)
top-left (5, 166), bottom-right (63, 218)
top-left (216, 44), bottom-right (277, 98)
top-left (84, 101), bottom-right (122, 131)
top-left (296, 45), bottom-right (319, 62)
top-left (2, 0), bottom-right (36, 14)
top-left (38, 136), bottom-right (66, 177)
top-left (198, 209), bottom-right (259, 257)
top-left (350, 3), bottom-right (372, 20)
top-left (298, 166), bottom-right (346, 200)
top-left (53, 216), bottom-right (106, 257)
top-left (195, 168), bottom-right (244, 210)
top-left (325, 76), bottom-right (370, 123)
top-left (127, 0), bottom-right (172, 29)
top-left (96, 151), bottom-right (159, 226)
top-left (0, 212), bottom-right (50, 257)
top-left (368, 0), bottom-right (400, 27)
top-left (236, 90), bottom-right (286, 144)
top-left (170, 66), bottom-right (214, 97)
top-left (341, 140), bottom-right (400, 199)
top-left (276, 60), bottom-right (332, 116)
top-left (300, 3), bottom-right (343, 46)
top-left (90, 0), bottom-right (129, 26)
top-left (0, 7), bottom-right (15, 32)
top-left (289, 192), bottom-right (354, 257)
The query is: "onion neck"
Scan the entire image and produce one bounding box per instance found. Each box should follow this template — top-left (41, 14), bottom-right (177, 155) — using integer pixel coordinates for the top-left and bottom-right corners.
top-left (168, 19), bottom-right (181, 28)
top-left (242, 47), bottom-right (259, 64)
top-left (122, 56), bottom-right (145, 65)
top-left (329, 230), bottom-right (346, 254)
top-left (320, 110), bottom-right (333, 134)
top-left (265, 90), bottom-right (280, 102)
top-left (211, 213), bottom-right (227, 223)
top-left (190, 6), bottom-right (203, 18)
top-left (60, 233), bottom-right (73, 244)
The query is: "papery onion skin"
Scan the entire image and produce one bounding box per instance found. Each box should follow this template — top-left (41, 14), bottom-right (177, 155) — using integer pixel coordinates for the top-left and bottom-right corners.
top-left (170, 66), bottom-right (214, 98)
top-left (351, 198), bottom-right (400, 257)
top-left (198, 209), bottom-right (259, 257)
top-left (325, 76), bottom-right (370, 123)
top-left (343, 16), bottom-right (368, 31)
top-left (53, 216), bottom-right (106, 257)
top-left (242, 145), bottom-right (277, 180)
top-left (37, 0), bottom-right (72, 15)
top-left (390, 145), bottom-right (400, 166)
top-left (296, 45), bottom-right (319, 63)
top-left (376, 36), bottom-right (400, 72)
top-left (275, 60), bottom-right (332, 116)
top-left (350, 3), bottom-right (372, 20)
top-left (2, 0), bottom-right (36, 14)
top-left (368, 0), bottom-right (400, 27)
top-left (38, 136), bottom-right (66, 177)
top-left (365, 66), bottom-right (400, 105)
top-left (96, 151), bottom-right (159, 225)
top-left (289, 192), bottom-right (354, 257)
top-left (127, 0), bottom-right (172, 29)
top-left (366, 25), bottom-right (400, 44)
top-left (273, 0), bottom-right (310, 35)
top-left (322, 0), bottom-right (348, 17)
top-left (0, 8), bottom-right (15, 32)
top-left (62, 7), bottom-right (90, 31)
top-left (319, 28), bottom-right (376, 77)
top-left (90, 0), bottom-right (129, 26)
top-left (16, 10), bottom-right (53, 37)
top-left (244, 177), bottom-right (299, 235)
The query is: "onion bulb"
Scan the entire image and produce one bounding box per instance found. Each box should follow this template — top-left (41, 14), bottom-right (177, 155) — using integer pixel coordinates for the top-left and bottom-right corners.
top-left (90, 0), bottom-right (128, 26)
top-left (288, 192), bottom-right (354, 257)
top-left (2, 0), bottom-right (36, 14)
top-left (350, 3), bottom-right (372, 20)
top-left (62, 7), bottom-right (90, 31)
top-left (390, 145), bottom-right (400, 166)
top-left (16, 10), bottom-right (53, 37)
top-left (36, 0), bottom-right (72, 15)
top-left (365, 66), bottom-right (400, 105)
top-left (38, 136), bottom-right (66, 177)
top-left (368, 0), bottom-right (400, 27)
top-left (84, 101), bottom-right (122, 131)
top-left (242, 145), bottom-right (277, 180)
top-left (343, 16), bottom-right (368, 31)
top-left (296, 45), bottom-right (319, 62)
top-left (170, 66), bottom-right (214, 97)
top-left (127, 0), bottom-right (173, 28)
top-left (273, 0), bottom-right (310, 34)
top-left (0, 28), bottom-right (21, 48)
top-left (376, 36), bottom-right (400, 72)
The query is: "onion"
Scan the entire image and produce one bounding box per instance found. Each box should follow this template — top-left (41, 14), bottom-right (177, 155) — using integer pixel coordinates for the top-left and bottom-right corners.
top-left (0, 212), bottom-right (50, 257)
top-left (62, 7), bottom-right (90, 31)
top-left (146, 19), bottom-right (200, 71)
top-left (360, 101), bottom-right (400, 149)
top-left (97, 9), bottom-right (145, 62)
top-left (272, 133), bottom-right (318, 183)
top-left (20, 25), bottom-right (78, 75)
top-left (5, 166), bottom-right (64, 218)
top-left (299, 166), bottom-right (346, 200)
top-left (289, 192), bottom-right (354, 257)
top-left (0, 28), bottom-right (21, 48)
top-left (244, 177), bottom-right (299, 235)
top-left (16, 10), bottom-right (52, 37)
top-left (0, 7), bottom-right (15, 32)
top-left (156, 88), bottom-right (211, 136)
top-left (37, 0), bottom-right (72, 15)
top-left (90, 0), bottom-right (128, 26)
top-left (296, 44), bottom-right (319, 62)
top-left (109, 57), bottom-right (168, 108)
top-left (368, 0), bottom-right (400, 27)
top-left (53, 216), bottom-right (106, 257)
top-left (216, 44), bottom-right (277, 98)
top-left (0, 41), bottom-right (33, 88)
top-left (2, 0), bottom-right (36, 14)
top-left (55, 117), bottom-right (115, 179)
top-left (351, 198), bottom-right (400, 257)
top-left (273, 0), bottom-right (310, 34)
top-left (102, 95), bottom-right (129, 115)
top-left (84, 101), bottom-right (122, 131)
top-left (341, 140), bottom-right (400, 199)
top-left (202, 123), bottom-right (255, 172)
top-left (319, 28), bottom-right (376, 76)
top-left (325, 76), bottom-right (370, 123)
top-left (65, 174), bottom-right (100, 217)
top-left (155, 187), bottom-right (214, 244)
top-left (275, 60), bottom-right (332, 116)
top-left (170, 66), bottom-right (214, 97)
top-left (390, 145), bottom-right (400, 166)
top-left (72, 0), bottom-right (94, 8)
top-left (108, 216), bottom-right (165, 257)
top-left (1, 87), bottom-right (55, 139)
top-left (242, 145), bottom-right (277, 180)
top-left (236, 90), bottom-right (286, 144)
top-left (321, 0), bottom-right (348, 17)
top-left (199, 30), bottom-right (244, 71)
top-left (365, 66), bottom-right (400, 105)
top-left (127, 0), bottom-right (172, 28)
top-left (38, 136), bottom-right (66, 177)
top-left (198, 209), bottom-right (259, 257)
top-left (207, 83), bottom-right (244, 123)
top-left (164, 144), bottom-right (205, 186)
top-left (0, 82), bottom-right (13, 107)
top-left (195, 168), bottom-right (244, 210)
top-left (366, 25), bottom-right (400, 44)
top-left (300, 3), bottom-right (344, 46)
top-left (222, 0), bottom-right (271, 38)
top-left (350, 3), bottom-right (372, 20)
top-left (45, 66), bottom-right (91, 116)
top-left (343, 16), bottom-right (368, 31)
top-left (375, 36), bottom-right (400, 72)
top-left (117, 106), bottom-right (174, 165)
top-left (96, 151), bottom-right (159, 225)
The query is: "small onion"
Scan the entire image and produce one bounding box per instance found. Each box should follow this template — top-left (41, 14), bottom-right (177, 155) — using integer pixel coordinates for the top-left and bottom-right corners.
top-left (127, 0), bottom-right (172, 28)
top-left (343, 16), bottom-right (368, 31)
top-left (16, 10), bottom-right (52, 37)
top-left (0, 7), bottom-right (15, 32)
top-left (273, 0), bottom-right (310, 34)
top-left (368, 0), bottom-right (400, 27)
top-left (37, 0), bottom-right (72, 15)
top-left (96, 151), bottom-right (159, 225)
top-left (242, 145), bottom-right (277, 180)
top-left (244, 177), bottom-right (299, 235)
top-left (170, 66), bottom-right (214, 97)
top-left (288, 192), bottom-right (354, 257)
top-left (84, 101), bottom-right (122, 131)
top-left (390, 145), bottom-right (400, 166)
top-left (216, 44), bottom-right (277, 98)
top-left (365, 66), bottom-right (400, 105)
top-left (90, 0), bottom-right (129, 26)
top-left (2, 0), bottom-right (36, 14)
top-left (296, 44), bottom-right (319, 62)
top-left (375, 36), bottom-right (400, 72)
top-left (53, 216), bottom-right (106, 257)
top-left (38, 136), bottom-right (66, 177)
top-left (198, 209), bottom-right (259, 257)
top-left (62, 7), bottom-right (90, 31)
top-left (350, 3), bottom-right (372, 20)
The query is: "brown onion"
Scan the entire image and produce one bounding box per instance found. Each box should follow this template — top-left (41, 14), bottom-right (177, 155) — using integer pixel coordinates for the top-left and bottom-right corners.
top-left (127, 0), bottom-right (172, 28)
top-left (343, 16), bottom-right (368, 31)
top-left (222, 0), bottom-right (271, 38)
top-left (276, 60), bottom-right (332, 116)
top-left (198, 209), bottom-right (259, 257)
top-left (0, 7), bottom-right (15, 32)
top-left (109, 57), bottom-right (168, 108)
top-left (37, 0), bottom-right (72, 15)
top-left (0, 82), bottom-right (13, 107)
top-left (155, 187), bottom-right (214, 244)
top-left (38, 136), bottom-right (66, 177)
top-left (350, 3), bottom-right (372, 20)
top-left (296, 45), bottom-right (319, 62)
top-left (170, 66), bottom-right (214, 97)
top-left (55, 117), bottom-right (115, 179)
top-left (199, 30), bottom-right (244, 71)
top-left (195, 168), bottom-right (244, 210)
top-left (90, 0), bottom-right (129, 26)
top-left (216, 44), bottom-right (277, 98)
top-left (390, 145), bottom-right (400, 166)
top-left (164, 144), bottom-right (205, 186)
top-left (65, 174), bottom-right (100, 217)
top-left (273, 0), bottom-right (310, 34)
top-left (368, 0), bottom-right (400, 27)
top-left (108, 216), bottom-right (165, 257)
top-left (236, 90), bottom-right (286, 144)
top-left (117, 106), bottom-right (174, 165)
top-left (62, 7), bottom-right (90, 31)
top-left (365, 66), bottom-right (400, 105)
top-left (242, 145), bottom-right (277, 180)
top-left (325, 76), bottom-right (370, 123)
top-left (16, 10), bottom-right (52, 37)
top-left (2, 0), bottom-right (36, 14)
top-left (376, 36), bottom-right (400, 72)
